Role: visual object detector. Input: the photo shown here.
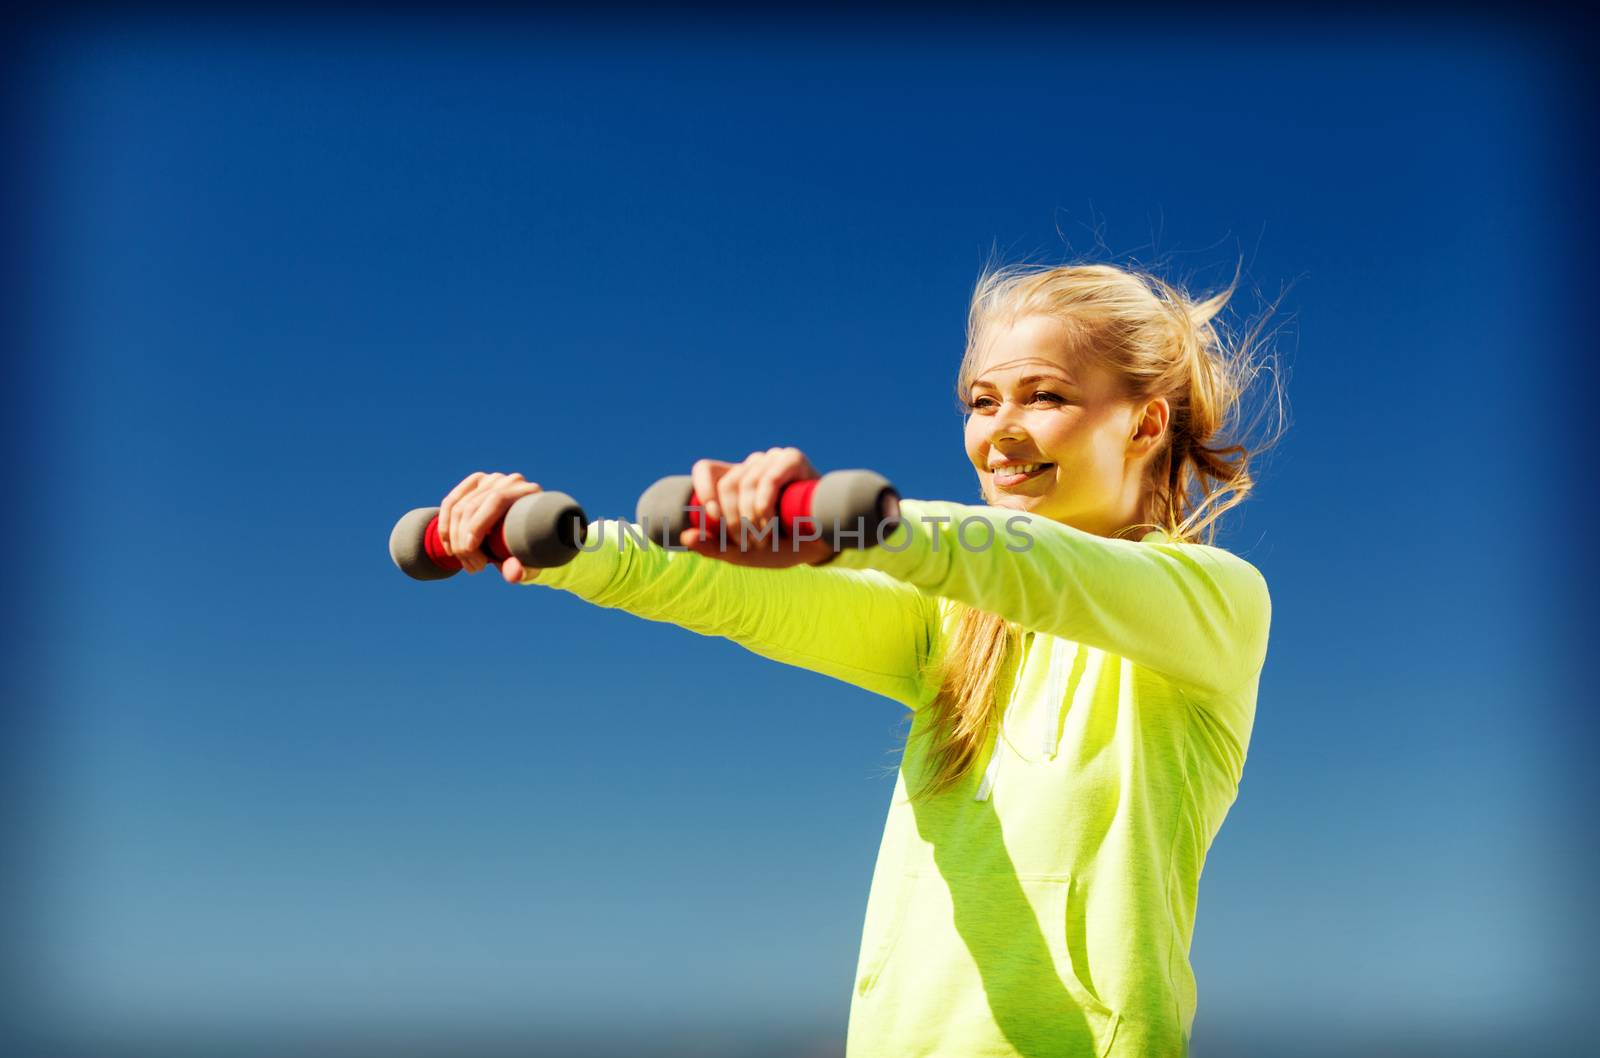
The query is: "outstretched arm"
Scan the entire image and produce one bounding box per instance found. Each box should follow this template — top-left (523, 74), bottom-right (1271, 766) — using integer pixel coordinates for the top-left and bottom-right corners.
top-left (523, 519), bottom-right (943, 711)
top-left (827, 498), bottom-right (1272, 700)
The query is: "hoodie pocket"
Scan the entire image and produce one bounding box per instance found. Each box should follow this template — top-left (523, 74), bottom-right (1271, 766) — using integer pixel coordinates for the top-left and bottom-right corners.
top-left (1025, 874), bottom-right (1122, 1048)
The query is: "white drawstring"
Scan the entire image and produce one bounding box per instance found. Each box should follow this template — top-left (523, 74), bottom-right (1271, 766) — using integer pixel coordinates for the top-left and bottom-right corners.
top-left (976, 631), bottom-right (1075, 799)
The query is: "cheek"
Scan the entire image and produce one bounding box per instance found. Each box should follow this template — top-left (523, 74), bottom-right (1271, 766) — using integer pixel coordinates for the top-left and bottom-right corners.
top-left (963, 425), bottom-right (985, 465)
top-left (1080, 432), bottom-right (1128, 484)
top-left (1042, 427), bottom-right (1113, 485)
top-left (1040, 424), bottom-right (1088, 466)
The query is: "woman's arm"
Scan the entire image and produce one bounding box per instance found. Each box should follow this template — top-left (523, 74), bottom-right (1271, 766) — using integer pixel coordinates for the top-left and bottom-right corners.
top-left (522, 519), bottom-right (942, 710)
top-left (826, 498), bottom-right (1272, 699)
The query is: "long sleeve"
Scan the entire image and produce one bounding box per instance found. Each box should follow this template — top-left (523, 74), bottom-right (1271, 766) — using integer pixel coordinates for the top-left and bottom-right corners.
top-left (827, 498), bottom-right (1272, 700)
top-left (520, 518), bottom-right (942, 710)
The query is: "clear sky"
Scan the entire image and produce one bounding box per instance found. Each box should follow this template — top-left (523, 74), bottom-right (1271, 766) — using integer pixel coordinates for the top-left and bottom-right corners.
top-left (7, 11), bottom-right (1595, 1057)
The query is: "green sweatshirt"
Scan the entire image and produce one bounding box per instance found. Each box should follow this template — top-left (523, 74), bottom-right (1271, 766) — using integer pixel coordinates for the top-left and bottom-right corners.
top-left (521, 498), bottom-right (1272, 1057)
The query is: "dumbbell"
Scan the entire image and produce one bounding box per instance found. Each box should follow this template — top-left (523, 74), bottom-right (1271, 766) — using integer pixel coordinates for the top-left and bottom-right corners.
top-left (389, 490), bottom-right (588, 581)
top-left (635, 469), bottom-right (900, 552)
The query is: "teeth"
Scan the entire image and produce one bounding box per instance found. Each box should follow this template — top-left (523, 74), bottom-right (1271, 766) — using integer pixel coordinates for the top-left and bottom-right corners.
top-left (993, 463), bottom-right (1044, 475)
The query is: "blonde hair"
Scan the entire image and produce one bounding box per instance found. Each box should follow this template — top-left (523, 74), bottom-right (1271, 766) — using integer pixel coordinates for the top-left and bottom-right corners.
top-left (905, 257), bottom-right (1290, 802)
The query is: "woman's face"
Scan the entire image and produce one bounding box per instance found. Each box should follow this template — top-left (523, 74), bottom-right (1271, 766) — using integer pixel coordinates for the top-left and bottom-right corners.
top-left (963, 314), bottom-right (1167, 536)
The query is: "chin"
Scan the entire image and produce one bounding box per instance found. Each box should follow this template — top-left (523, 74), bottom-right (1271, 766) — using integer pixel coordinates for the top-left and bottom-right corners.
top-left (979, 482), bottom-right (1046, 509)
top-left (987, 493), bottom-right (1033, 508)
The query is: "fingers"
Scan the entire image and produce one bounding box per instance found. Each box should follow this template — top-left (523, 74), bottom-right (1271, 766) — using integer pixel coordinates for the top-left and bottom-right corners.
top-left (450, 474), bottom-right (506, 574)
top-left (438, 471), bottom-right (486, 559)
top-left (462, 474), bottom-right (542, 573)
top-left (751, 447), bottom-right (814, 529)
top-left (735, 451), bottom-right (767, 537)
top-left (691, 458), bottom-right (731, 539)
top-left (718, 455), bottom-right (758, 548)
top-left (703, 447), bottom-right (817, 551)
top-left (439, 472), bottom-right (542, 575)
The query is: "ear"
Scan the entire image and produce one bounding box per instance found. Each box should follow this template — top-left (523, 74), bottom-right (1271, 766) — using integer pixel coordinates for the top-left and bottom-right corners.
top-left (1130, 397), bottom-right (1169, 452)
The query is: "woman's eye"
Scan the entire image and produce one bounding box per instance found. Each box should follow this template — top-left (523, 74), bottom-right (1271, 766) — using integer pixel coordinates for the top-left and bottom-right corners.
top-left (967, 393), bottom-right (1061, 410)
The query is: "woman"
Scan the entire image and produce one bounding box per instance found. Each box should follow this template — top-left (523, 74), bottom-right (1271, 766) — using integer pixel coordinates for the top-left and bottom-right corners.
top-left (436, 261), bottom-right (1281, 1057)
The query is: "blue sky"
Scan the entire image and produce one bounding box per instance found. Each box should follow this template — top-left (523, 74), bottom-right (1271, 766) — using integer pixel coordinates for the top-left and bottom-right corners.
top-left (9, 12), bottom-right (1594, 1056)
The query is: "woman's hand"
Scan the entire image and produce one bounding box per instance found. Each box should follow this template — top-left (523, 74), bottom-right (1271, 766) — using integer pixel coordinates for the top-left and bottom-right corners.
top-left (438, 471), bottom-right (547, 584)
top-left (682, 447), bottom-right (837, 569)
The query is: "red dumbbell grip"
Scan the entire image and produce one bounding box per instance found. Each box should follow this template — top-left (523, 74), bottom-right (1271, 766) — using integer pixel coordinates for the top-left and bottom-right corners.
top-left (687, 477), bottom-right (821, 539)
top-left (423, 515), bottom-right (512, 572)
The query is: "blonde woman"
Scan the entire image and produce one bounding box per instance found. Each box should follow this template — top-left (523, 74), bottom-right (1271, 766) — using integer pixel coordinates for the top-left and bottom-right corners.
top-left (436, 261), bottom-right (1282, 1057)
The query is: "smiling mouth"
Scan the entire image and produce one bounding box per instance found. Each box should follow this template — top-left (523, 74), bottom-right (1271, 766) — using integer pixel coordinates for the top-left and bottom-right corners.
top-left (991, 463), bottom-right (1053, 487)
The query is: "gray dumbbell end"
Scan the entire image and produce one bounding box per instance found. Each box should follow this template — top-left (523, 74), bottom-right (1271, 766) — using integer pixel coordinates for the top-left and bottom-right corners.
top-left (502, 490), bottom-right (588, 569)
top-left (390, 507), bottom-right (457, 581)
top-left (635, 475), bottom-right (696, 547)
top-left (812, 469), bottom-right (901, 549)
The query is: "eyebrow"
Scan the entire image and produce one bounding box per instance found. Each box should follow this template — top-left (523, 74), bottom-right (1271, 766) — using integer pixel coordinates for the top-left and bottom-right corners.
top-left (968, 373), bottom-right (1075, 390)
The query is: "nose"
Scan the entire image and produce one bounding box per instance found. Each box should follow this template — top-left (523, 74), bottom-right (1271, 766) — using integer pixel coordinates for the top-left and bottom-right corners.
top-left (987, 396), bottom-right (1030, 445)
